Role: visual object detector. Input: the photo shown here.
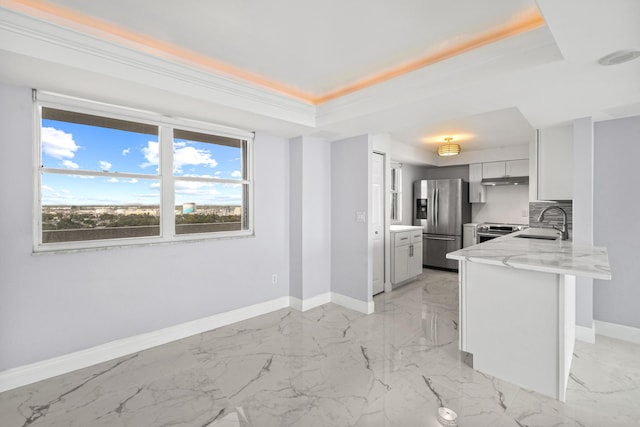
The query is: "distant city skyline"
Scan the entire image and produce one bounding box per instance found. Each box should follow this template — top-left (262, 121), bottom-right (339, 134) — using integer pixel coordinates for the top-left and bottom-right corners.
top-left (41, 118), bottom-right (243, 206)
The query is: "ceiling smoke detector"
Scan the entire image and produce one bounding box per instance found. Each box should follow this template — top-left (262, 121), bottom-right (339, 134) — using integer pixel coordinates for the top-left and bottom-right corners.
top-left (598, 49), bottom-right (640, 66)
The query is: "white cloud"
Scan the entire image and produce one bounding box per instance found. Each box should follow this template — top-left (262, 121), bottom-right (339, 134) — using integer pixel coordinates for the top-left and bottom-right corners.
top-left (41, 127), bottom-right (79, 159)
top-left (122, 148), bottom-right (130, 156)
top-left (61, 160), bottom-right (79, 169)
top-left (140, 141), bottom-right (159, 169)
top-left (107, 178), bottom-right (119, 183)
top-left (174, 145), bottom-right (218, 173)
top-left (214, 171), bottom-right (222, 176)
top-left (231, 170), bottom-right (242, 178)
top-left (150, 182), bottom-right (161, 189)
top-left (42, 185), bottom-right (55, 192)
top-left (128, 179), bottom-right (138, 184)
top-left (174, 180), bottom-right (220, 196)
top-left (99, 160), bottom-right (112, 171)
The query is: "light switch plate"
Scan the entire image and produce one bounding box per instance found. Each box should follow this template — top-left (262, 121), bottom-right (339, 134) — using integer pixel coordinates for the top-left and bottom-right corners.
top-left (356, 211), bottom-right (366, 223)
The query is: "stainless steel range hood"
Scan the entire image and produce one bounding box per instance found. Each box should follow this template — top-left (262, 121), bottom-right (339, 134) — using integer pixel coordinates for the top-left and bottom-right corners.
top-left (481, 176), bottom-right (529, 186)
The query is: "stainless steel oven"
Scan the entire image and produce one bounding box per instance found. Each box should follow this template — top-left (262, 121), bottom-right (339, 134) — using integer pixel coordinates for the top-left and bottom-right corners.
top-left (476, 223), bottom-right (527, 243)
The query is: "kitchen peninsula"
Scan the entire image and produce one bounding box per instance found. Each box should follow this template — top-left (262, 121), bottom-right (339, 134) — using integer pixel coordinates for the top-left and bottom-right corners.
top-left (446, 228), bottom-right (611, 401)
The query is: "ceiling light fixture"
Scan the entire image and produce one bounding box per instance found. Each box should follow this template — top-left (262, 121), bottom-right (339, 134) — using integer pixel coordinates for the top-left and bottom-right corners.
top-left (598, 49), bottom-right (640, 66)
top-left (438, 137), bottom-right (461, 156)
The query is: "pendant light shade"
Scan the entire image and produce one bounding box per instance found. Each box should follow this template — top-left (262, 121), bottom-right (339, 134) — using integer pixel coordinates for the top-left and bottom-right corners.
top-left (438, 137), bottom-right (461, 156)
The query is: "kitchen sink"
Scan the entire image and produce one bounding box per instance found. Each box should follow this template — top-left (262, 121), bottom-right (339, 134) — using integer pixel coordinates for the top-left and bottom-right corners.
top-left (514, 234), bottom-right (559, 240)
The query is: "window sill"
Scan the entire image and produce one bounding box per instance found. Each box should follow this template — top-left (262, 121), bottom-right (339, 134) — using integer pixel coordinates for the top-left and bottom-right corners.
top-left (32, 229), bottom-right (255, 255)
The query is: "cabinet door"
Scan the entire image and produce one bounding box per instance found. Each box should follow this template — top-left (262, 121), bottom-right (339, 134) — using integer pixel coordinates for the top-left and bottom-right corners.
top-left (505, 159), bottom-right (529, 177)
top-left (482, 161), bottom-right (506, 179)
top-left (409, 243), bottom-right (423, 277)
top-left (463, 225), bottom-right (477, 248)
top-left (393, 245), bottom-right (410, 284)
top-left (469, 164), bottom-right (486, 203)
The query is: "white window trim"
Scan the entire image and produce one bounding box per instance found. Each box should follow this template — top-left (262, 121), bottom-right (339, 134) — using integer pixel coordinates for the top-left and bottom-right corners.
top-left (33, 91), bottom-right (254, 254)
top-left (390, 162), bottom-right (402, 224)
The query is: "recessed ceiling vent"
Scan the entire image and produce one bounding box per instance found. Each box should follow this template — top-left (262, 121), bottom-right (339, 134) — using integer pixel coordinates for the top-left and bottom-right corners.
top-left (598, 49), bottom-right (640, 66)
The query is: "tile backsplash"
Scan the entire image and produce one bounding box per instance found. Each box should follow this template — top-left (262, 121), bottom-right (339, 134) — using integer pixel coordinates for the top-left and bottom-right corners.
top-left (529, 201), bottom-right (573, 239)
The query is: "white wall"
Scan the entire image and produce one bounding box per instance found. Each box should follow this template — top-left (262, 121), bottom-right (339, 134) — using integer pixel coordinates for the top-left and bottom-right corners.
top-left (471, 185), bottom-right (530, 224)
top-left (573, 117), bottom-right (594, 328)
top-left (331, 135), bottom-right (372, 302)
top-left (289, 139), bottom-right (303, 299)
top-left (289, 136), bottom-right (332, 300)
top-left (594, 115), bottom-right (640, 328)
top-left (0, 83), bottom-right (291, 371)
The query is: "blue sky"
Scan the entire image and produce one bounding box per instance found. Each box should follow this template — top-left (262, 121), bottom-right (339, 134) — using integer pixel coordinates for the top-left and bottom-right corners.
top-left (41, 119), bottom-right (243, 206)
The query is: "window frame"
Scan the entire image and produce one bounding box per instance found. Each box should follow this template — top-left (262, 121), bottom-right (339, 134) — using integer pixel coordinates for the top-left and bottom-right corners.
top-left (390, 162), bottom-right (402, 223)
top-left (33, 91), bottom-right (254, 253)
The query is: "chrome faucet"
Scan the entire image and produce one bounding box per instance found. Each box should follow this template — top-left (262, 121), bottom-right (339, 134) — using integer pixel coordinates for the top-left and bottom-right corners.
top-left (537, 206), bottom-right (569, 240)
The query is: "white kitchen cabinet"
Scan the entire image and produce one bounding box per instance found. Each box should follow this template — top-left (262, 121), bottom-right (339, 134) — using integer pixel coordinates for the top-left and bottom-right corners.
top-left (390, 228), bottom-right (423, 285)
top-left (482, 160), bottom-right (529, 179)
top-left (506, 159), bottom-right (529, 177)
top-left (482, 161), bottom-right (506, 179)
top-left (469, 163), bottom-right (486, 203)
top-left (463, 223), bottom-right (478, 248)
top-left (537, 126), bottom-right (573, 200)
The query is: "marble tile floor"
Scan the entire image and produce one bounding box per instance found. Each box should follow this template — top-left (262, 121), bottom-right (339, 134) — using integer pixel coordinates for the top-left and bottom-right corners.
top-left (1, 269), bottom-right (639, 426)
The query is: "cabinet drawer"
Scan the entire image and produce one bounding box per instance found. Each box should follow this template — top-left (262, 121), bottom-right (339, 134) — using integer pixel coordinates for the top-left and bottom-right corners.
top-left (394, 231), bottom-right (411, 247)
top-left (411, 231), bottom-right (423, 244)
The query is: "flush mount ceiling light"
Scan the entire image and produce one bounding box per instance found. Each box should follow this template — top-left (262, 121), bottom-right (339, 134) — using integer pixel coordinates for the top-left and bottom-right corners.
top-left (438, 137), bottom-right (461, 156)
top-left (598, 49), bottom-right (640, 66)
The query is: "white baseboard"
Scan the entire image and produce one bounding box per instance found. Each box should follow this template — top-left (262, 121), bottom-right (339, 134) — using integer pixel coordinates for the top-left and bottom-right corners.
top-left (0, 296), bottom-right (290, 393)
top-left (595, 320), bottom-right (640, 344)
top-left (575, 323), bottom-right (596, 344)
top-left (0, 291), bottom-right (377, 393)
top-left (331, 292), bottom-right (375, 314)
top-left (291, 292), bottom-right (374, 315)
top-left (290, 292), bottom-right (331, 312)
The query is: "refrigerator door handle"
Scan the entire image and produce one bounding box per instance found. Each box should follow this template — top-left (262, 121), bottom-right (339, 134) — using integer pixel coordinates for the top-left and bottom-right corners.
top-left (435, 187), bottom-right (439, 227)
top-left (424, 235), bottom-right (456, 241)
top-left (431, 187), bottom-right (437, 229)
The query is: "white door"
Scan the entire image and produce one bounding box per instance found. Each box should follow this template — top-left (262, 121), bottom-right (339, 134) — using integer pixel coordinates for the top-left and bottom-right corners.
top-left (372, 152), bottom-right (385, 295)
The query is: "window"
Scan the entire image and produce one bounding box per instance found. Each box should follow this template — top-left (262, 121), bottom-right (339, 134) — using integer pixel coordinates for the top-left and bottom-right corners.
top-left (35, 92), bottom-right (253, 252)
top-left (390, 163), bottom-right (402, 223)
top-left (172, 129), bottom-right (249, 235)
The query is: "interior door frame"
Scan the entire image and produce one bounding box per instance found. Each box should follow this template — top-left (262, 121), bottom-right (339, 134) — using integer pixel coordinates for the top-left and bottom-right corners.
top-left (372, 151), bottom-right (386, 296)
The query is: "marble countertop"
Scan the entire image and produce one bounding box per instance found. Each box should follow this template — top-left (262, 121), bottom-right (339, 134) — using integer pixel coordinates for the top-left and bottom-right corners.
top-left (389, 225), bottom-right (423, 232)
top-left (446, 228), bottom-right (611, 280)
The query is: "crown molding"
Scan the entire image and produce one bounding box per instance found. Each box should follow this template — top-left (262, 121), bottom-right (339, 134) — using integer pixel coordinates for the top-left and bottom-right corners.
top-left (0, 7), bottom-right (316, 127)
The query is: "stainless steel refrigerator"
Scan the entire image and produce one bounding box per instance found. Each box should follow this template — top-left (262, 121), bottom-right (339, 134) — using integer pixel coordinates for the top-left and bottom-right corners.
top-left (413, 179), bottom-right (471, 270)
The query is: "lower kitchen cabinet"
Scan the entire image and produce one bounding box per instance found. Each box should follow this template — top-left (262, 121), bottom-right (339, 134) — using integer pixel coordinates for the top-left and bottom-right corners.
top-left (391, 229), bottom-right (423, 285)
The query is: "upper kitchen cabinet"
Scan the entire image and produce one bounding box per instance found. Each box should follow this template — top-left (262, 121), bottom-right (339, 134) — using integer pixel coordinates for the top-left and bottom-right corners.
top-left (506, 159), bottom-right (529, 177)
top-left (537, 125), bottom-right (573, 200)
top-left (469, 159), bottom-right (528, 203)
top-left (482, 160), bottom-right (529, 178)
top-left (469, 163), bottom-right (486, 203)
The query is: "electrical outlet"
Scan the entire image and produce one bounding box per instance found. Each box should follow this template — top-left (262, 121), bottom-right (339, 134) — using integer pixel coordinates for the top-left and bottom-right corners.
top-left (522, 209), bottom-right (528, 217)
top-left (271, 274), bottom-right (278, 284)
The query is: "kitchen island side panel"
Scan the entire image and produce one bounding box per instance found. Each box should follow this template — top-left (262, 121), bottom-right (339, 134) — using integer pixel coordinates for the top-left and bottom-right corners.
top-left (463, 262), bottom-right (561, 399)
